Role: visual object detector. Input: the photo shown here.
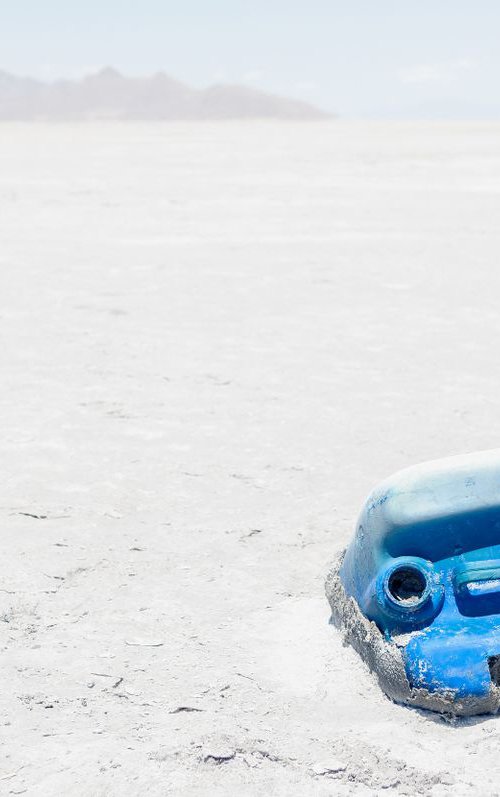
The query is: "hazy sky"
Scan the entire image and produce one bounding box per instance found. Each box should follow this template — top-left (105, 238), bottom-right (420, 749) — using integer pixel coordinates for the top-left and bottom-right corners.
top-left (2, 0), bottom-right (500, 118)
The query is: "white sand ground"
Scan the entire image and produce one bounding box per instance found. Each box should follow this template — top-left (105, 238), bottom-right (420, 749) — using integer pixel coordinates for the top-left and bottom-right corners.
top-left (1, 121), bottom-right (500, 795)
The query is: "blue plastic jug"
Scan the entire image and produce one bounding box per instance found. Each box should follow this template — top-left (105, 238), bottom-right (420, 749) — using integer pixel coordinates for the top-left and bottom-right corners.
top-left (326, 450), bottom-right (500, 715)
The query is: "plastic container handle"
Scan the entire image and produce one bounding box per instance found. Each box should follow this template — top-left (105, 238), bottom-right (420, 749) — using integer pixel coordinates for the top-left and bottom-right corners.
top-left (455, 562), bottom-right (500, 597)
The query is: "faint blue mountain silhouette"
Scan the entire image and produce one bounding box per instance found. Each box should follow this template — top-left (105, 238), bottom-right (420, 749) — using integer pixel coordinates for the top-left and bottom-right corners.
top-left (0, 68), bottom-right (332, 120)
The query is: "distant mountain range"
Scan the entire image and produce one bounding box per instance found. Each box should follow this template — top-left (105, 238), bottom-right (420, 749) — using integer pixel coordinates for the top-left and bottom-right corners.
top-left (0, 68), bottom-right (331, 121)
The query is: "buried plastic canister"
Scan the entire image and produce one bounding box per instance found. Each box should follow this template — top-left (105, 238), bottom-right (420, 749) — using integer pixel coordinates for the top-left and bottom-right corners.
top-left (339, 450), bottom-right (500, 704)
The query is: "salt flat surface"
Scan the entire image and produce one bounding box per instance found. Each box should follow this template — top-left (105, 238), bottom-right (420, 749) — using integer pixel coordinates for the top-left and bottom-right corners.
top-left (1, 121), bottom-right (500, 795)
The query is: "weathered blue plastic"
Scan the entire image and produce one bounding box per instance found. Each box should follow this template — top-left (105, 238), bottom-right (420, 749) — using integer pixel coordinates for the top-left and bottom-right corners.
top-left (340, 450), bottom-right (500, 704)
